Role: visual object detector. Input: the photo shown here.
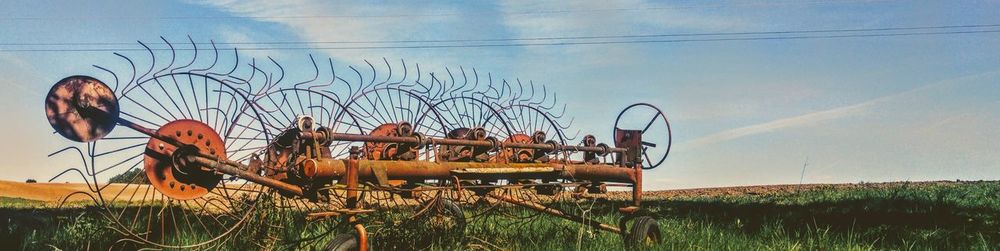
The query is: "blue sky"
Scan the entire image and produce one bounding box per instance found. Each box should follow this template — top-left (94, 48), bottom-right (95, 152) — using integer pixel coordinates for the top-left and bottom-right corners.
top-left (1, 0), bottom-right (998, 189)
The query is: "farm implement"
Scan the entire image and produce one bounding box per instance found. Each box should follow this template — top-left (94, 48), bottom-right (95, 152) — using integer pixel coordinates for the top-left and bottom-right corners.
top-left (43, 39), bottom-right (672, 249)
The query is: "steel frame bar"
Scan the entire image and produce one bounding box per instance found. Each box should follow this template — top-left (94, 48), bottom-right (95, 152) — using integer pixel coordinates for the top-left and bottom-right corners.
top-left (304, 132), bottom-right (629, 155)
top-left (487, 192), bottom-right (622, 234)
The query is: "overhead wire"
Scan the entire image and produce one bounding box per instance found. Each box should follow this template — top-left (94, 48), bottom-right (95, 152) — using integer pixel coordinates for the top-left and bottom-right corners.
top-left (1, 23), bottom-right (998, 47)
top-left (1, 27), bottom-right (998, 52)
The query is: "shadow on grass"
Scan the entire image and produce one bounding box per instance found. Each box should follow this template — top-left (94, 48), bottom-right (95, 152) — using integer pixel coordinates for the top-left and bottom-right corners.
top-left (631, 183), bottom-right (1000, 249)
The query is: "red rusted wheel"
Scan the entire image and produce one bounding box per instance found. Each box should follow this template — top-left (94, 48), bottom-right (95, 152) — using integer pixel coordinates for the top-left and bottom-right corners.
top-left (144, 119), bottom-right (225, 200)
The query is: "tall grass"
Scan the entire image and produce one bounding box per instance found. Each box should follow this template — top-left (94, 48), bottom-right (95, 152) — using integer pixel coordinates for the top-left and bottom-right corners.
top-left (2, 181), bottom-right (998, 250)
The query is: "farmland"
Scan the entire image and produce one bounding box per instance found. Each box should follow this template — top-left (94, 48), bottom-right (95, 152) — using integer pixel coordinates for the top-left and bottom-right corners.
top-left (1, 180), bottom-right (998, 250)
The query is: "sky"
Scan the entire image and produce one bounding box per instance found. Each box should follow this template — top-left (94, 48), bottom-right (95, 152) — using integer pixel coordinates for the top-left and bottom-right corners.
top-left (0, 0), bottom-right (998, 190)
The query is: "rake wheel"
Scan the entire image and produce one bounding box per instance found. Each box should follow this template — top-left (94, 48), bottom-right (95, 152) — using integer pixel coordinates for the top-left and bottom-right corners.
top-left (75, 72), bottom-right (277, 248)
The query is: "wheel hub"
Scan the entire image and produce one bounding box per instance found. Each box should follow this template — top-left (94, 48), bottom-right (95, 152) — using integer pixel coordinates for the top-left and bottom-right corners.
top-left (144, 119), bottom-right (226, 200)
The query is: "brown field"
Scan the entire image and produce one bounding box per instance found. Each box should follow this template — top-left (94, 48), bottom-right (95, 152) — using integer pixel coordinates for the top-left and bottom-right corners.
top-left (0, 180), bottom-right (158, 203)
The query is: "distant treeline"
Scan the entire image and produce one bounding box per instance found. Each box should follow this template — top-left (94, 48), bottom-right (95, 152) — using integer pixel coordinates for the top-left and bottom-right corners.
top-left (108, 168), bottom-right (150, 184)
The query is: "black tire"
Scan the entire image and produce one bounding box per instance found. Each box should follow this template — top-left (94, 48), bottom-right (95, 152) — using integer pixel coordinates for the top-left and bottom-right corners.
top-left (626, 216), bottom-right (662, 248)
top-left (427, 199), bottom-right (466, 233)
top-left (324, 233), bottom-right (359, 251)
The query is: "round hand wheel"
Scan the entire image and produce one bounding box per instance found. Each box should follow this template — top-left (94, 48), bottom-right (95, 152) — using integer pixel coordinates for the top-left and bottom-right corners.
top-left (613, 103), bottom-right (672, 169)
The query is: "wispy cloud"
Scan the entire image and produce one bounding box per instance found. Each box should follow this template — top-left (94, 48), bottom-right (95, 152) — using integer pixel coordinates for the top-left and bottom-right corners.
top-left (681, 70), bottom-right (1000, 149)
top-left (0, 52), bottom-right (43, 97)
top-left (496, 0), bottom-right (747, 68)
top-left (190, 0), bottom-right (465, 66)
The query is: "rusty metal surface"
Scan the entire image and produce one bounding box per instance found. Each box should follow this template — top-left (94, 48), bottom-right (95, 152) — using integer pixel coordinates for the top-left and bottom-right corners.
top-left (325, 132), bottom-right (627, 154)
top-left (487, 192), bottom-right (622, 234)
top-left (144, 119), bottom-right (224, 200)
top-left (44, 76), bottom-right (119, 142)
top-left (364, 123), bottom-right (419, 161)
top-left (614, 103), bottom-right (673, 169)
top-left (300, 159), bottom-right (636, 183)
top-left (188, 155), bottom-right (304, 197)
top-left (41, 40), bottom-right (674, 248)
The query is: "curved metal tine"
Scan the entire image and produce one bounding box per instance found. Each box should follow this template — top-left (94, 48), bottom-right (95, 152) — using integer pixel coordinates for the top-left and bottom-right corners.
top-left (425, 72), bottom-right (440, 100)
top-left (49, 146), bottom-right (91, 176)
top-left (114, 53), bottom-right (138, 95)
top-left (152, 37), bottom-right (177, 78)
top-left (461, 67), bottom-right (478, 98)
top-left (362, 60), bottom-right (377, 91)
top-left (444, 67), bottom-right (460, 99)
top-left (390, 58), bottom-right (410, 88)
top-left (443, 68), bottom-right (456, 100)
top-left (267, 56), bottom-right (286, 92)
top-left (346, 65), bottom-right (367, 99)
top-left (539, 86), bottom-right (557, 111)
top-left (523, 81), bottom-right (537, 105)
top-left (507, 79), bottom-right (524, 106)
top-left (206, 45), bottom-right (239, 79)
top-left (131, 41), bottom-right (156, 94)
top-left (485, 73), bottom-right (501, 100)
top-left (293, 55), bottom-right (320, 90)
top-left (499, 79), bottom-right (511, 104)
top-left (289, 56), bottom-right (320, 117)
top-left (433, 73), bottom-right (448, 101)
top-left (469, 71), bottom-right (491, 101)
top-left (93, 64), bottom-right (121, 94)
top-left (236, 58), bottom-right (260, 96)
top-left (367, 58), bottom-right (392, 89)
top-left (413, 64), bottom-right (437, 96)
top-left (405, 61), bottom-right (425, 91)
top-left (309, 58), bottom-right (335, 91)
top-left (202, 107), bottom-right (229, 138)
top-left (48, 168), bottom-right (94, 194)
top-left (169, 36), bottom-right (198, 74)
top-left (190, 40), bottom-right (219, 74)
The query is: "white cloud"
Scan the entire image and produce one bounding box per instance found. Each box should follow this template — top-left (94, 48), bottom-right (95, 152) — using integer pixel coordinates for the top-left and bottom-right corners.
top-left (191, 0), bottom-right (465, 67)
top-left (496, 0), bottom-right (747, 68)
top-left (680, 70), bottom-right (1000, 149)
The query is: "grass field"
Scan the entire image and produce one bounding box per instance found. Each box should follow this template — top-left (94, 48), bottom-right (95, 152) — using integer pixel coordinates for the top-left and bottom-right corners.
top-left (2, 181), bottom-right (998, 250)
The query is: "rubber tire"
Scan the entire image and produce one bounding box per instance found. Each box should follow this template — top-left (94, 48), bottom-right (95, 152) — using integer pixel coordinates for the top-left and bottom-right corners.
top-left (324, 233), bottom-right (359, 251)
top-left (626, 216), bottom-right (662, 248)
top-left (430, 199), bottom-right (467, 233)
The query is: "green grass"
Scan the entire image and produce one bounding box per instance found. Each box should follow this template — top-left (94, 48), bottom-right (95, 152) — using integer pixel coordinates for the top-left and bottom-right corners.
top-left (2, 181), bottom-right (998, 250)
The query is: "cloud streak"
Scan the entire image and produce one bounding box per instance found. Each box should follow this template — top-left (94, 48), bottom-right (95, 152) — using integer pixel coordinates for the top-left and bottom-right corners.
top-left (681, 70), bottom-right (1000, 149)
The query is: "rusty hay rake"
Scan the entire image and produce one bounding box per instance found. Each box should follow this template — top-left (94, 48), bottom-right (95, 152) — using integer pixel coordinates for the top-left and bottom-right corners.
top-left (43, 38), bottom-right (672, 249)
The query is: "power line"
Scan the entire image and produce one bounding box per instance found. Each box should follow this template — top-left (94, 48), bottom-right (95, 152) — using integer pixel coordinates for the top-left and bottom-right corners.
top-left (2, 23), bottom-right (997, 46)
top-left (0, 0), bottom-right (891, 21)
top-left (2, 29), bottom-right (997, 52)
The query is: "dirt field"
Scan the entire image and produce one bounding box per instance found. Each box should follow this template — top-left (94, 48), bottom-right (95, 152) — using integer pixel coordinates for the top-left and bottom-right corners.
top-left (0, 180), bottom-right (156, 202)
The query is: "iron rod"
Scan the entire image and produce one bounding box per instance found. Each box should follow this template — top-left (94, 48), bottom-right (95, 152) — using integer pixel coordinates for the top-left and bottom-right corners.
top-left (488, 193), bottom-right (622, 234)
top-left (303, 131), bottom-right (628, 154)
